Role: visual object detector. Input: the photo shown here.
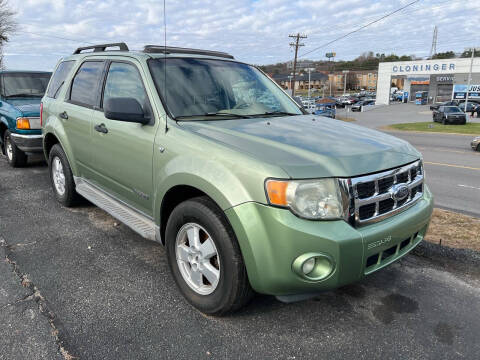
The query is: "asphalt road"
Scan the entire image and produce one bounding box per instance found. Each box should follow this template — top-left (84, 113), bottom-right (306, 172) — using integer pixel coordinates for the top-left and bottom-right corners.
top-left (1, 157), bottom-right (480, 359)
top-left (349, 103), bottom-right (480, 217)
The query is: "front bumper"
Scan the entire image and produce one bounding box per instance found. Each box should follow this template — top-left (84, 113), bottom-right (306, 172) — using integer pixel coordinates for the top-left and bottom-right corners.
top-left (225, 186), bottom-right (433, 296)
top-left (10, 133), bottom-right (43, 153)
top-left (446, 116), bottom-right (466, 124)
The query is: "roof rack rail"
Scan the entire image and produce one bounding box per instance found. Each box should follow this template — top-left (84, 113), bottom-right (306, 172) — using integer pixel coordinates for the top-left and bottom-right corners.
top-left (143, 45), bottom-right (234, 59)
top-left (73, 42), bottom-right (129, 54)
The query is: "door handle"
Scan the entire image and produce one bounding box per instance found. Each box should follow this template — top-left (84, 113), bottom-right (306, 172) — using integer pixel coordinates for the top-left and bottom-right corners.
top-left (94, 123), bottom-right (108, 134)
top-left (59, 111), bottom-right (68, 120)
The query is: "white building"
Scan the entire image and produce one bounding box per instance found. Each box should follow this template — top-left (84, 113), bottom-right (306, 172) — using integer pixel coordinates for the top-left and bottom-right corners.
top-left (376, 57), bottom-right (480, 104)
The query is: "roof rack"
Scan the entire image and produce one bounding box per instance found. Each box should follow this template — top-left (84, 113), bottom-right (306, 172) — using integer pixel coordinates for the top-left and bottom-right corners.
top-left (73, 42), bottom-right (129, 54)
top-left (143, 45), bottom-right (234, 59)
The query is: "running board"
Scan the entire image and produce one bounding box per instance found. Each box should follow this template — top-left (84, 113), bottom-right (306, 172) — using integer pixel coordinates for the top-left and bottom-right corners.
top-left (75, 178), bottom-right (156, 241)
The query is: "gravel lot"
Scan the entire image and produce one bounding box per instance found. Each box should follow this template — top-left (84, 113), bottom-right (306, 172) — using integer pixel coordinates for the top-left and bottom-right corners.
top-left (1, 156), bottom-right (479, 360)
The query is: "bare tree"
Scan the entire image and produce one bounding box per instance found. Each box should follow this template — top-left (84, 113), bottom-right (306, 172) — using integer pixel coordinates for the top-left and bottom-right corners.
top-left (0, 0), bottom-right (17, 69)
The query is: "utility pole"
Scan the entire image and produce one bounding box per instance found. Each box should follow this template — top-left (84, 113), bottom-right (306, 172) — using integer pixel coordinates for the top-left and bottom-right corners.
top-left (289, 33), bottom-right (307, 97)
top-left (307, 68), bottom-right (314, 99)
top-left (464, 48), bottom-right (475, 113)
top-left (429, 26), bottom-right (437, 59)
top-left (342, 70), bottom-right (349, 96)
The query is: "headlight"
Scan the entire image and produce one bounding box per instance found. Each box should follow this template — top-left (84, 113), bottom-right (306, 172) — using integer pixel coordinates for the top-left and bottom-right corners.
top-left (265, 178), bottom-right (345, 220)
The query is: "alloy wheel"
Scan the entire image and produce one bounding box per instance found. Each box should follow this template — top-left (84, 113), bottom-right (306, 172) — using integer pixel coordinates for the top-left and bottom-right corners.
top-left (175, 223), bottom-right (220, 295)
top-left (52, 156), bottom-right (66, 196)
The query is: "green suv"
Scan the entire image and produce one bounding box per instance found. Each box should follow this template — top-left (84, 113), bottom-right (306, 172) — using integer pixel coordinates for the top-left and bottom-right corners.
top-left (42, 43), bottom-right (433, 315)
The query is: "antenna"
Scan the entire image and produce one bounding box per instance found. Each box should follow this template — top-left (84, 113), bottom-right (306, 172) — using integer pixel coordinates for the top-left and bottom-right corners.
top-left (163, 0), bottom-right (168, 132)
top-left (429, 26), bottom-right (437, 59)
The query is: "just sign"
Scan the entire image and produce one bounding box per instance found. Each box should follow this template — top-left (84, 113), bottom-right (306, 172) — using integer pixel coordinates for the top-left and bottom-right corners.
top-left (392, 63), bottom-right (455, 73)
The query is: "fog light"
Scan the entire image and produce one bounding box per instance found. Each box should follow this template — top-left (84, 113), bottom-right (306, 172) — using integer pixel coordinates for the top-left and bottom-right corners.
top-left (292, 253), bottom-right (335, 281)
top-left (302, 258), bottom-right (315, 275)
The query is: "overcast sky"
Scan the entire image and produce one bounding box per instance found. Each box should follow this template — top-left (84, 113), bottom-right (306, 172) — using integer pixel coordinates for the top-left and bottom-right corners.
top-left (4, 0), bottom-right (480, 71)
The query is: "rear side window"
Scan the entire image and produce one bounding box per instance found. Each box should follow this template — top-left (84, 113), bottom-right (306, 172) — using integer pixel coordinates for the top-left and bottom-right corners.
top-left (69, 61), bottom-right (104, 107)
top-left (46, 61), bottom-right (75, 99)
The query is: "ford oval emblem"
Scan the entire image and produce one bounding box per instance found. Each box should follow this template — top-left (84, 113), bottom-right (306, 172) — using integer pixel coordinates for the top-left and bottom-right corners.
top-left (391, 184), bottom-right (409, 201)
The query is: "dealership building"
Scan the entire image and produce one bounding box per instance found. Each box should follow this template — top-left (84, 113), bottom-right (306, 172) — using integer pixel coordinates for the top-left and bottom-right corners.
top-left (376, 57), bottom-right (480, 105)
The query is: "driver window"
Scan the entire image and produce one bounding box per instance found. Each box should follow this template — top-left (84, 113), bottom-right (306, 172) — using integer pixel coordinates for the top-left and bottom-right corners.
top-left (103, 62), bottom-right (149, 113)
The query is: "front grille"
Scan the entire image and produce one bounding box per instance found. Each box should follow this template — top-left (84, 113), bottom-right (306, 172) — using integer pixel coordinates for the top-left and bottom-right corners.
top-left (347, 160), bottom-right (424, 226)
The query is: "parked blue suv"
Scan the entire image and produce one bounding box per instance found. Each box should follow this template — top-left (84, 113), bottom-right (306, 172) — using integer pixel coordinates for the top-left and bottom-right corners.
top-left (0, 71), bottom-right (51, 167)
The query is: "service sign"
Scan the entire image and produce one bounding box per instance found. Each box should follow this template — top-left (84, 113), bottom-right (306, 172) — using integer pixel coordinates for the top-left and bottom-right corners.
top-left (452, 84), bottom-right (480, 100)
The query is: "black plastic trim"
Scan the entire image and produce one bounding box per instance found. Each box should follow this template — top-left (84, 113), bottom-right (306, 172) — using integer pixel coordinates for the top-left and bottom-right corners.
top-left (73, 42), bottom-right (129, 54)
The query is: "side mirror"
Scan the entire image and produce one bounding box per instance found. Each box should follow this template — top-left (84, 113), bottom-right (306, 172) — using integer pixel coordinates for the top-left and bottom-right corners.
top-left (104, 97), bottom-right (149, 124)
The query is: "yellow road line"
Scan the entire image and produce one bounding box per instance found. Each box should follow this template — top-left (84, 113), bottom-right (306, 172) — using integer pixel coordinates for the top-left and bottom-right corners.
top-left (424, 161), bottom-right (480, 171)
top-left (417, 147), bottom-right (480, 155)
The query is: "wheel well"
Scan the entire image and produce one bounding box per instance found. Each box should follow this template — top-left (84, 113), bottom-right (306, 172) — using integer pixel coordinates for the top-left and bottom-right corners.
top-left (43, 133), bottom-right (59, 158)
top-left (160, 185), bottom-right (209, 244)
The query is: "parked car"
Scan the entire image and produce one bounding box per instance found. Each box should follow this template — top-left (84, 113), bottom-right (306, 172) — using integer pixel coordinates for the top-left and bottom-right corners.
top-left (432, 106), bottom-right (467, 124)
top-left (0, 71), bottom-right (52, 167)
top-left (42, 43), bottom-right (433, 315)
top-left (456, 102), bottom-right (477, 113)
top-left (339, 96), bottom-right (353, 106)
top-left (471, 137), bottom-right (480, 151)
top-left (313, 103), bottom-right (335, 118)
top-left (430, 100), bottom-right (458, 111)
top-left (351, 99), bottom-right (375, 112)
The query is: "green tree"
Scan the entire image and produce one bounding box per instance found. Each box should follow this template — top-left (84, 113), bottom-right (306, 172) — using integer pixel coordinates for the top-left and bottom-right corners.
top-left (432, 51), bottom-right (456, 59)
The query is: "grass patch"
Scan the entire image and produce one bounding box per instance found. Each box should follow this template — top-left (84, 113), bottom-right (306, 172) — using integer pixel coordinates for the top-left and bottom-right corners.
top-left (425, 208), bottom-right (480, 251)
top-left (387, 122), bottom-right (480, 135)
top-left (335, 116), bottom-right (356, 122)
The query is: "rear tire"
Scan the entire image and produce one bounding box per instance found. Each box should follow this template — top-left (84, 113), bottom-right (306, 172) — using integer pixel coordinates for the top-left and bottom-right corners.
top-left (48, 144), bottom-right (79, 207)
top-left (4, 131), bottom-right (27, 167)
top-left (165, 196), bottom-right (253, 315)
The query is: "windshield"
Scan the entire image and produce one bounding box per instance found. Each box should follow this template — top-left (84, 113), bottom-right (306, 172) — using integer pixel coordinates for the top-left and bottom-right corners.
top-left (444, 106), bottom-right (462, 113)
top-left (148, 58), bottom-right (303, 119)
top-left (2, 73), bottom-right (51, 98)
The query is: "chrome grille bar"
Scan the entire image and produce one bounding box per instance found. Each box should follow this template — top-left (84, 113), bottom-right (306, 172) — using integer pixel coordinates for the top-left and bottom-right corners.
top-left (347, 160), bottom-right (424, 226)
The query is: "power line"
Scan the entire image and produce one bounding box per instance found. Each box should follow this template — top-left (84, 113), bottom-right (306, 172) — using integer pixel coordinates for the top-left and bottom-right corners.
top-left (13, 29), bottom-right (98, 45)
top-left (299, 0), bottom-right (421, 58)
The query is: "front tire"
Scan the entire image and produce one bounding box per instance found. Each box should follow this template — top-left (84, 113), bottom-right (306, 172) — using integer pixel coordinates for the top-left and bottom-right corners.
top-left (165, 196), bottom-right (253, 315)
top-left (4, 131), bottom-right (27, 167)
top-left (48, 144), bottom-right (79, 207)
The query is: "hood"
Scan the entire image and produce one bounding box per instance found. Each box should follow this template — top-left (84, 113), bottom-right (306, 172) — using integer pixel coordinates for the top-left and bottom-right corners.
top-left (179, 115), bottom-right (420, 178)
top-left (5, 98), bottom-right (41, 117)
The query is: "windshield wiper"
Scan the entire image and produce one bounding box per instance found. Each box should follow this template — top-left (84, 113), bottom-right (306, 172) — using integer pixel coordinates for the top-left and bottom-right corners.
top-left (250, 111), bottom-right (300, 117)
top-left (176, 112), bottom-right (253, 120)
top-left (5, 93), bottom-right (43, 98)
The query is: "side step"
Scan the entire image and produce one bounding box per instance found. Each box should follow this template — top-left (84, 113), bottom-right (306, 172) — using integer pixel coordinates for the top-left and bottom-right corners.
top-left (75, 178), bottom-right (156, 241)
